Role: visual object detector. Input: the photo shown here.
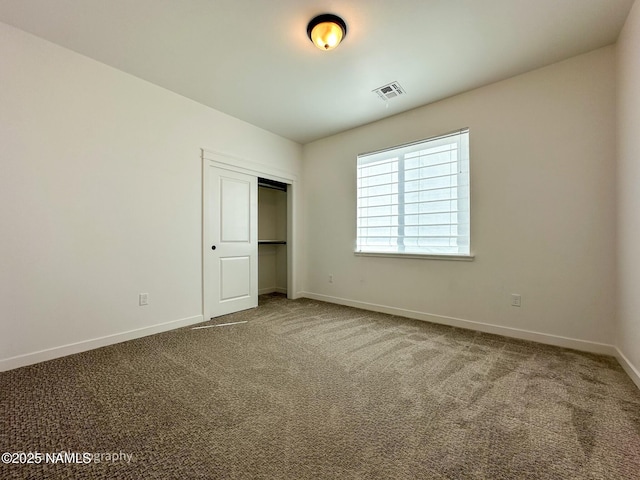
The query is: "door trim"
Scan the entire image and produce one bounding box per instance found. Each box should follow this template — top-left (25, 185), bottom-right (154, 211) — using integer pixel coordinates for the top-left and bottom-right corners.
top-left (202, 149), bottom-right (298, 320)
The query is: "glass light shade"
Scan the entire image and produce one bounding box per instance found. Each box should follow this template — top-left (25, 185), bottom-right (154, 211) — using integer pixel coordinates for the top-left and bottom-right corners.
top-left (310, 21), bottom-right (344, 50)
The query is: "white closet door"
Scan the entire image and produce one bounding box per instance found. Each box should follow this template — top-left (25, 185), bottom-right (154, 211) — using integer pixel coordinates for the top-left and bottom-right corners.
top-left (206, 165), bottom-right (258, 318)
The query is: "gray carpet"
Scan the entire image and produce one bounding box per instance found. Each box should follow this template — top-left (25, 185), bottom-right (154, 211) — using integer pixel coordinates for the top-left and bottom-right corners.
top-left (1, 294), bottom-right (639, 479)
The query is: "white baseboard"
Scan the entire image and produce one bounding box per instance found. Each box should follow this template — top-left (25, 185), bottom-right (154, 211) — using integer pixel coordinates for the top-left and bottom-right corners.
top-left (614, 347), bottom-right (640, 390)
top-left (299, 292), bottom-right (617, 356)
top-left (0, 314), bottom-right (203, 372)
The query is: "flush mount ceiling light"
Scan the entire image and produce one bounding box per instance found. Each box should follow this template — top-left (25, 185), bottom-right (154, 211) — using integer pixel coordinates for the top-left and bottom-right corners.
top-left (307, 14), bottom-right (347, 51)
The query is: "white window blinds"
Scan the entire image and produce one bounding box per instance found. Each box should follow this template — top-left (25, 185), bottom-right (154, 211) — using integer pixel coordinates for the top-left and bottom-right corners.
top-left (356, 129), bottom-right (470, 256)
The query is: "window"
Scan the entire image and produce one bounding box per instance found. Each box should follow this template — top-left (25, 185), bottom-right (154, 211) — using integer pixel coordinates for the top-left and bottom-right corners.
top-left (356, 129), bottom-right (470, 257)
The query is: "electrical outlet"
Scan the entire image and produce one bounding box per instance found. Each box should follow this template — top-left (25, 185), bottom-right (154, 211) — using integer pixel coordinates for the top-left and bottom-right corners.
top-left (139, 293), bottom-right (149, 306)
top-left (329, 274), bottom-right (334, 284)
top-left (511, 294), bottom-right (521, 307)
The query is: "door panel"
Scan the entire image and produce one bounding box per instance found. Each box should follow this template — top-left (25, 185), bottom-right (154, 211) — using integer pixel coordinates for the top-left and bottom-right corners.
top-left (220, 256), bottom-right (251, 301)
top-left (221, 179), bottom-right (251, 242)
top-left (207, 165), bottom-right (257, 318)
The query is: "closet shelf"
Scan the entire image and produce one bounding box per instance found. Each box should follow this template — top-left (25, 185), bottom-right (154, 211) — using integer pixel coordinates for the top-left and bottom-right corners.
top-left (258, 240), bottom-right (287, 245)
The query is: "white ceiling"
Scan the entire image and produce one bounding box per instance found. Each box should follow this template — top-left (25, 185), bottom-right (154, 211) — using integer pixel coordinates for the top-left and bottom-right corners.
top-left (0, 0), bottom-right (634, 144)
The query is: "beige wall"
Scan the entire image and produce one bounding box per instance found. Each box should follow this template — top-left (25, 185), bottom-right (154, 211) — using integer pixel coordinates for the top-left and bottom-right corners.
top-left (302, 46), bottom-right (617, 348)
top-left (0, 22), bottom-right (301, 369)
top-left (617, 0), bottom-right (640, 379)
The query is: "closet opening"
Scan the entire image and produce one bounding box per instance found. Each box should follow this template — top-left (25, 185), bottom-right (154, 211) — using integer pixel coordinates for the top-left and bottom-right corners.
top-left (258, 177), bottom-right (288, 296)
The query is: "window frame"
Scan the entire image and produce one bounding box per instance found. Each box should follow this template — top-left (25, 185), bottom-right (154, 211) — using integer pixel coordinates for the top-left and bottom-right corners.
top-left (355, 128), bottom-right (474, 261)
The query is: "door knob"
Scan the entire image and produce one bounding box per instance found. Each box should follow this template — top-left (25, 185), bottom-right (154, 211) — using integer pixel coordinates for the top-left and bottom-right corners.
top-left (211, 245), bottom-right (217, 250)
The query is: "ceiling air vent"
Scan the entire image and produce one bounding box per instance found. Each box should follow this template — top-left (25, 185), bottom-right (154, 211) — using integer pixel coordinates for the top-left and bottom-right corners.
top-left (373, 81), bottom-right (406, 101)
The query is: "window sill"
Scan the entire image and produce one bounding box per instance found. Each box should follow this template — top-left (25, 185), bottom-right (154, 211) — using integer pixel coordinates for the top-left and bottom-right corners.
top-left (354, 252), bottom-right (475, 261)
